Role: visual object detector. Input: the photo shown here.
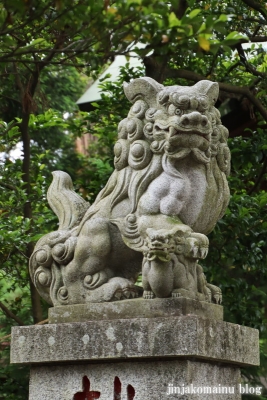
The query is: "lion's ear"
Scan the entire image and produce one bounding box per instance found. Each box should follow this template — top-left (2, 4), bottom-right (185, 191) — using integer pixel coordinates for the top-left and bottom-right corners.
top-left (123, 77), bottom-right (163, 107)
top-left (194, 80), bottom-right (219, 105)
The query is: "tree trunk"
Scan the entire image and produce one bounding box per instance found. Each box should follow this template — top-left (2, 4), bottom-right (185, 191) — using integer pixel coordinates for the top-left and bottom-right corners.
top-left (21, 110), bottom-right (43, 323)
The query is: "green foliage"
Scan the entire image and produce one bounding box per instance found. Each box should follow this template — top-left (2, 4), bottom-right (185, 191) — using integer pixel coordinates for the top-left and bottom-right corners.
top-left (0, 0), bottom-right (266, 398)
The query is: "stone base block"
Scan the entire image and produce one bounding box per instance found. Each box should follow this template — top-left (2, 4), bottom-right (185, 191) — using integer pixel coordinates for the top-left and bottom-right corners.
top-left (30, 360), bottom-right (241, 400)
top-left (11, 302), bottom-right (259, 400)
top-left (48, 297), bottom-right (223, 323)
top-left (11, 316), bottom-right (259, 366)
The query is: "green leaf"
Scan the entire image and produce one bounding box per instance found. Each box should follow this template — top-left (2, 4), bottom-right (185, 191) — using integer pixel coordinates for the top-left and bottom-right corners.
top-left (169, 11), bottom-right (180, 27)
top-left (198, 36), bottom-right (210, 51)
top-left (216, 14), bottom-right (228, 22)
top-left (189, 9), bottom-right (201, 19)
top-left (225, 31), bottom-right (248, 41)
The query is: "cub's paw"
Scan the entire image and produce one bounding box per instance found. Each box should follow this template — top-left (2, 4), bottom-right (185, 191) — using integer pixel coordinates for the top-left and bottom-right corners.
top-left (171, 289), bottom-right (182, 298)
top-left (143, 290), bottom-right (155, 299)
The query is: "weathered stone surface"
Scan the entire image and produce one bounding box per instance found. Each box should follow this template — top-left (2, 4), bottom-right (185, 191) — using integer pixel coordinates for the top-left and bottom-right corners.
top-left (28, 360), bottom-right (242, 400)
top-left (48, 297), bottom-right (223, 323)
top-left (29, 77), bottom-right (230, 306)
top-left (11, 316), bottom-right (259, 366)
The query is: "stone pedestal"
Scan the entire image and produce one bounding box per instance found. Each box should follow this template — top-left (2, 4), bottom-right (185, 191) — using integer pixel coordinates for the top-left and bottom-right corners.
top-left (11, 298), bottom-right (259, 399)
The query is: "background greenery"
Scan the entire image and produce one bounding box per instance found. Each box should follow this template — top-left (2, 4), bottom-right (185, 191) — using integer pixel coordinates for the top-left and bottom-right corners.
top-left (0, 0), bottom-right (266, 398)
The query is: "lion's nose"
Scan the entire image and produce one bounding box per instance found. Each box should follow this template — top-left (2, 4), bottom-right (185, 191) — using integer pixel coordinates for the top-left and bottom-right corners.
top-left (180, 112), bottom-right (208, 128)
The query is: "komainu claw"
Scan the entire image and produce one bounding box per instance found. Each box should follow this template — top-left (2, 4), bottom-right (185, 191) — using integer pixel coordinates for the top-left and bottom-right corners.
top-left (114, 290), bottom-right (123, 300)
top-left (200, 247), bottom-right (207, 259)
top-left (206, 283), bottom-right (222, 305)
top-left (193, 247), bottom-right (198, 258)
top-left (122, 289), bottom-right (131, 299)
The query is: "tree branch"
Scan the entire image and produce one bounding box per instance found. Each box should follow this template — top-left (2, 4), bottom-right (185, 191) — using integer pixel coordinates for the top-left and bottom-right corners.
top-left (171, 0), bottom-right (188, 19)
top-left (0, 4), bottom-right (54, 37)
top-left (241, 0), bottom-right (267, 20)
top-left (250, 36), bottom-right (267, 42)
top-left (236, 43), bottom-right (267, 79)
top-left (151, 65), bottom-right (267, 122)
top-left (0, 301), bottom-right (25, 326)
top-left (0, 182), bottom-right (17, 191)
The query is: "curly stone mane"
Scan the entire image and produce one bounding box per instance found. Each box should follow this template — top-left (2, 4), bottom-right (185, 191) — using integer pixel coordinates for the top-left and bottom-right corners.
top-left (91, 78), bottom-right (230, 220)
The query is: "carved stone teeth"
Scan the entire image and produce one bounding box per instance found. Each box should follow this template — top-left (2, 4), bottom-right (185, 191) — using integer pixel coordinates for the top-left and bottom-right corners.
top-left (169, 126), bottom-right (177, 137)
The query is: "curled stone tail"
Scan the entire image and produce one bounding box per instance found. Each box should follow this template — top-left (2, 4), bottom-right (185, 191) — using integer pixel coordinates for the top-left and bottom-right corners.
top-left (47, 171), bottom-right (90, 230)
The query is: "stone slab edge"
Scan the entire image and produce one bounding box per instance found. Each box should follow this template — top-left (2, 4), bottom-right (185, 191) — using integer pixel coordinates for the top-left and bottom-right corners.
top-left (48, 297), bottom-right (223, 323)
top-left (11, 316), bottom-right (259, 367)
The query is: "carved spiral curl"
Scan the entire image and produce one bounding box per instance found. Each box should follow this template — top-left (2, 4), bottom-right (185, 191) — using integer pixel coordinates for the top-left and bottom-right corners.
top-left (34, 266), bottom-right (52, 288)
top-left (157, 90), bottom-right (169, 106)
top-left (30, 263), bottom-right (53, 305)
top-left (48, 230), bottom-right (71, 247)
top-left (34, 245), bottom-right (52, 268)
top-left (143, 122), bottom-right (154, 142)
top-left (197, 97), bottom-right (209, 112)
top-left (207, 110), bottom-right (217, 126)
top-left (217, 143), bottom-right (231, 175)
top-left (51, 236), bottom-right (77, 265)
top-left (190, 97), bottom-right (198, 110)
top-left (118, 118), bottom-right (128, 139)
top-left (129, 100), bottom-right (149, 119)
top-left (150, 140), bottom-right (166, 154)
top-left (220, 125), bottom-right (229, 141)
top-left (83, 271), bottom-right (111, 289)
top-left (171, 93), bottom-right (190, 110)
top-left (122, 214), bottom-right (144, 250)
top-left (114, 139), bottom-right (130, 170)
top-left (214, 107), bottom-right (222, 124)
top-left (57, 286), bottom-right (69, 303)
top-left (145, 108), bottom-right (157, 121)
top-left (126, 118), bottom-right (144, 142)
top-left (128, 140), bottom-right (152, 170)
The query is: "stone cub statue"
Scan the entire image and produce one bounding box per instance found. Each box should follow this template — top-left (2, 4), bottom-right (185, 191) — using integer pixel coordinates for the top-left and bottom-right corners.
top-left (30, 77), bottom-right (230, 306)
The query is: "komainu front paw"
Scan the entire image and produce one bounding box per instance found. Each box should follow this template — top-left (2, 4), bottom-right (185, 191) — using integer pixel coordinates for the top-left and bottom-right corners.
top-left (143, 290), bottom-right (155, 299)
top-left (114, 287), bottom-right (139, 300)
top-left (206, 283), bottom-right (222, 304)
top-left (111, 278), bottom-right (140, 300)
top-left (185, 233), bottom-right (209, 259)
top-left (86, 277), bottom-right (141, 302)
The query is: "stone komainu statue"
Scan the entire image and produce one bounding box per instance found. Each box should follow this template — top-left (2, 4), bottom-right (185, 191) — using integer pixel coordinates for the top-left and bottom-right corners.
top-left (30, 77), bottom-right (230, 306)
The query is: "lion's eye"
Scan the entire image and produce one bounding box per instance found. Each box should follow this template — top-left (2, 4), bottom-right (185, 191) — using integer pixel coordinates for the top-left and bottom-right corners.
top-left (168, 104), bottom-right (183, 116)
top-left (175, 108), bottom-right (182, 116)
